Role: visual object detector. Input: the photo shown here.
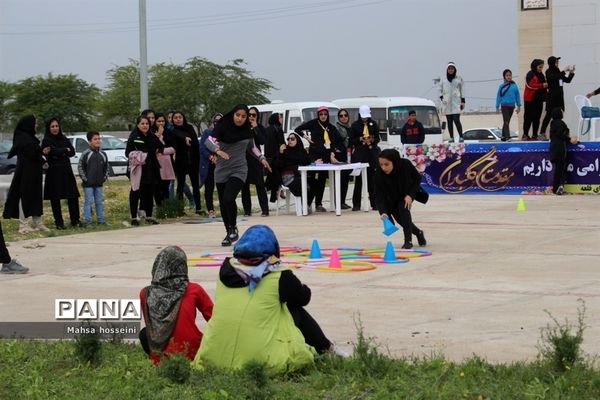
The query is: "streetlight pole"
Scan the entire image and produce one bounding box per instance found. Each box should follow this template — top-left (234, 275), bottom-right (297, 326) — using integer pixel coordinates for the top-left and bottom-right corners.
top-left (139, 0), bottom-right (149, 111)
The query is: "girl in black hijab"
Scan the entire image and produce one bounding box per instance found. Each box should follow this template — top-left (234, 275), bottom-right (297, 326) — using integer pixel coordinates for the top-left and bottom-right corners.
top-left (41, 117), bottom-right (80, 229)
top-left (204, 104), bottom-right (271, 246)
top-left (374, 149), bottom-right (426, 249)
top-left (275, 132), bottom-right (310, 197)
top-left (2, 115), bottom-right (47, 233)
top-left (522, 59), bottom-right (548, 141)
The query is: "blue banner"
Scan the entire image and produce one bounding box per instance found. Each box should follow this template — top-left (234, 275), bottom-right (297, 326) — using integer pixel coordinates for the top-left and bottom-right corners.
top-left (403, 142), bottom-right (600, 194)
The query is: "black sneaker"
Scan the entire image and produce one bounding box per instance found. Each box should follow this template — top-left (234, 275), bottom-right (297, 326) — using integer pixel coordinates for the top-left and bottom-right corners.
top-left (146, 217), bottom-right (160, 225)
top-left (352, 206), bottom-right (360, 211)
top-left (261, 212), bottom-right (269, 217)
top-left (416, 230), bottom-right (427, 247)
top-left (55, 224), bottom-right (66, 230)
top-left (228, 226), bottom-right (239, 242)
top-left (131, 219), bottom-right (140, 226)
top-left (401, 242), bottom-right (413, 249)
top-left (221, 234), bottom-right (232, 246)
top-left (341, 203), bottom-right (351, 210)
top-left (315, 206), bottom-right (327, 212)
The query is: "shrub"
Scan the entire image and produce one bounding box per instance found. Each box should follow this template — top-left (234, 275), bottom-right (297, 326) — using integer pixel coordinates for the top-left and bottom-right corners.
top-left (157, 353), bottom-right (191, 384)
top-left (538, 299), bottom-right (587, 373)
top-left (73, 322), bottom-right (102, 365)
top-left (155, 197), bottom-right (185, 219)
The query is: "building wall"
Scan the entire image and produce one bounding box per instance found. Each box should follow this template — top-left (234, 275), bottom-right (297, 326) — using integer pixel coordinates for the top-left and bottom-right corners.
top-left (518, 0), bottom-right (600, 137)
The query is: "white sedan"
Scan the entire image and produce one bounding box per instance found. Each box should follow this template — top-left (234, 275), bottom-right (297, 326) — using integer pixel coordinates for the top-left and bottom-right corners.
top-left (462, 128), bottom-right (519, 142)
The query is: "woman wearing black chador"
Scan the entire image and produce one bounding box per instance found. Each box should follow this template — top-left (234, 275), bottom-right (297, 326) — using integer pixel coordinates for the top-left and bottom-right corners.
top-left (41, 117), bottom-right (80, 229)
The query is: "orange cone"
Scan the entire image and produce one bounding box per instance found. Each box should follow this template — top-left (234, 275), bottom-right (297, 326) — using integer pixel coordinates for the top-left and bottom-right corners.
top-left (329, 248), bottom-right (342, 268)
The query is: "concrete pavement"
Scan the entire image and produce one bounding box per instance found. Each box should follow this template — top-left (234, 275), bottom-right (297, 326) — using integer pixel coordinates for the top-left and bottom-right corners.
top-left (1, 194), bottom-right (599, 362)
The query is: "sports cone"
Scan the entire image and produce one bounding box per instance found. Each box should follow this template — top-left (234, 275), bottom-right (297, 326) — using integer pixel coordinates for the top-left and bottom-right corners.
top-left (382, 216), bottom-right (399, 236)
top-left (383, 241), bottom-right (397, 262)
top-left (309, 239), bottom-right (322, 259)
top-left (516, 197), bottom-right (526, 212)
top-left (329, 248), bottom-right (342, 268)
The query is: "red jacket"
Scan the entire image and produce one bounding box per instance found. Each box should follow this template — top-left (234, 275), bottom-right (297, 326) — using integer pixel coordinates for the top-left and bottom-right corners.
top-left (523, 73), bottom-right (547, 102)
top-left (140, 282), bottom-right (213, 365)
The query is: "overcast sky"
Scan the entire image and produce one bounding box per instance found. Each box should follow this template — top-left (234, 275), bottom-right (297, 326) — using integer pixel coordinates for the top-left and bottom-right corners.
top-left (0, 0), bottom-right (517, 111)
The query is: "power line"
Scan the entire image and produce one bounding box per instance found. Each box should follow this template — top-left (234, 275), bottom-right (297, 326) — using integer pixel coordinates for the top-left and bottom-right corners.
top-left (0, 0), bottom-right (391, 36)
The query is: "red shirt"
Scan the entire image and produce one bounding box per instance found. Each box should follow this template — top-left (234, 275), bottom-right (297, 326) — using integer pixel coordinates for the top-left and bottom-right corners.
top-left (140, 282), bottom-right (213, 364)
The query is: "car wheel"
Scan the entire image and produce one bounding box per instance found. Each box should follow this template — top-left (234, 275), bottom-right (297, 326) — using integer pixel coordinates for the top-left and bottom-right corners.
top-left (6, 167), bottom-right (15, 175)
top-left (108, 166), bottom-right (115, 177)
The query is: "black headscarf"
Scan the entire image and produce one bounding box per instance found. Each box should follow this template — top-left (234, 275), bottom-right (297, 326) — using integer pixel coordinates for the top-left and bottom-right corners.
top-left (446, 62), bottom-right (457, 82)
top-left (282, 132), bottom-right (307, 163)
top-left (142, 246), bottom-right (189, 354)
top-left (374, 148), bottom-right (420, 203)
top-left (268, 112), bottom-right (281, 126)
top-left (212, 104), bottom-right (253, 144)
top-left (9, 115), bottom-right (38, 159)
top-left (526, 59), bottom-right (546, 84)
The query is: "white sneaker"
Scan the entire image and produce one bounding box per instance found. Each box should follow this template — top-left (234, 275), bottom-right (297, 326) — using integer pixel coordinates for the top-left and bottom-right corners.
top-left (330, 343), bottom-right (350, 358)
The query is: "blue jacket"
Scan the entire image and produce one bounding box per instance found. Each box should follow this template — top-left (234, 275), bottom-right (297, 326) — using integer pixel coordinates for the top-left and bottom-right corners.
top-left (495, 81), bottom-right (521, 108)
top-left (199, 128), bottom-right (214, 185)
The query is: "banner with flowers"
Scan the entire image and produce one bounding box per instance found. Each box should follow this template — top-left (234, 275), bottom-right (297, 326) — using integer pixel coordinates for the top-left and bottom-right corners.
top-left (403, 142), bottom-right (600, 194)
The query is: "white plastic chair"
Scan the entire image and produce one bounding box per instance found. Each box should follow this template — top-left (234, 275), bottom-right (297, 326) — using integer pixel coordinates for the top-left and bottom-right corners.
top-left (275, 186), bottom-right (302, 216)
top-left (574, 95), bottom-right (600, 140)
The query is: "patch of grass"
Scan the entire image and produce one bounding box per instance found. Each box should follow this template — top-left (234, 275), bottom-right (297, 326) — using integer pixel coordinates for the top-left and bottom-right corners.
top-left (538, 299), bottom-right (587, 373)
top-left (157, 353), bottom-right (191, 384)
top-left (155, 197), bottom-right (186, 219)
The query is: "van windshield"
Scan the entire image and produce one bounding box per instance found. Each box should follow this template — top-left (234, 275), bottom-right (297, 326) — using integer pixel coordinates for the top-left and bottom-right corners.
top-left (302, 107), bottom-right (339, 125)
top-left (388, 106), bottom-right (441, 133)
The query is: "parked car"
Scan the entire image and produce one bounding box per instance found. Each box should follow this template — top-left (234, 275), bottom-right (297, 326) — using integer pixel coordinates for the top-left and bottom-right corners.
top-left (0, 140), bottom-right (17, 174)
top-left (67, 134), bottom-right (128, 176)
top-left (462, 128), bottom-right (519, 142)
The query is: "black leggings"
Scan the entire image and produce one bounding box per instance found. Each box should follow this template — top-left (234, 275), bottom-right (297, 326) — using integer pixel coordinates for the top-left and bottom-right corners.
top-left (500, 106), bottom-right (515, 140)
top-left (216, 177), bottom-right (244, 230)
top-left (540, 105), bottom-right (563, 135)
top-left (50, 197), bottom-right (80, 227)
top-left (389, 205), bottom-right (421, 243)
top-left (288, 306), bottom-right (331, 354)
top-left (523, 101), bottom-right (544, 138)
top-left (241, 179), bottom-right (269, 215)
top-left (446, 114), bottom-right (463, 139)
top-left (177, 168), bottom-right (201, 212)
top-left (0, 221), bottom-right (11, 264)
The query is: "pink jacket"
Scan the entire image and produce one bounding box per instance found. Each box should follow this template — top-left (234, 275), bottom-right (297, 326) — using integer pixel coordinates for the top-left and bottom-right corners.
top-left (128, 151), bottom-right (147, 191)
top-left (157, 147), bottom-right (176, 180)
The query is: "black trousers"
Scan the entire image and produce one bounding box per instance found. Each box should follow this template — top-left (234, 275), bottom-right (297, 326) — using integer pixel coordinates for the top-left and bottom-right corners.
top-left (130, 183), bottom-right (156, 218)
top-left (389, 205), bottom-right (421, 243)
top-left (552, 158), bottom-right (568, 193)
top-left (288, 306), bottom-right (331, 354)
top-left (307, 171), bottom-right (327, 207)
top-left (446, 114), bottom-right (463, 138)
top-left (523, 101), bottom-right (544, 138)
top-left (352, 168), bottom-right (375, 209)
top-left (176, 167), bottom-right (201, 212)
top-left (500, 105), bottom-right (515, 139)
top-left (540, 105), bottom-right (563, 135)
top-left (50, 197), bottom-right (80, 227)
top-left (154, 180), bottom-right (171, 207)
top-left (0, 221), bottom-right (11, 264)
top-left (204, 163), bottom-right (216, 212)
top-left (216, 177), bottom-right (244, 230)
top-left (241, 179), bottom-right (269, 215)
top-left (340, 170), bottom-right (351, 205)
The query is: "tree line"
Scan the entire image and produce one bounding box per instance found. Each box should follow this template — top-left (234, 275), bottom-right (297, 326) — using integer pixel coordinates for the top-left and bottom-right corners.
top-left (0, 57), bottom-right (274, 133)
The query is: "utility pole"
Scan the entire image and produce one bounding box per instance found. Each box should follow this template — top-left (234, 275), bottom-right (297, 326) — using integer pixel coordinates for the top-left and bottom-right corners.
top-left (139, 0), bottom-right (149, 111)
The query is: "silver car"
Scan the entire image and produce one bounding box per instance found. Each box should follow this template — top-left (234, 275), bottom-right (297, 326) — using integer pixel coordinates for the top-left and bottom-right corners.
top-left (462, 128), bottom-right (519, 142)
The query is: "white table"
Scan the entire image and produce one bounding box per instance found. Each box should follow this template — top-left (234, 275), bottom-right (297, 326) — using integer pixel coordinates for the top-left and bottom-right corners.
top-left (298, 163), bottom-right (370, 216)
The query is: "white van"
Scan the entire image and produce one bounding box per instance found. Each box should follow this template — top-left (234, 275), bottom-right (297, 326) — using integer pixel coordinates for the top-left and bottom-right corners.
top-left (251, 101), bottom-right (339, 134)
top-left (332, 97), bottom-right (445, 148)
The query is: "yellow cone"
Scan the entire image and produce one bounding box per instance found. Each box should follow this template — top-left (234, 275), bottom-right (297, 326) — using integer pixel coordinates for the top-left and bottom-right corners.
top-left (516, 197), bottom-right (526, 212)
